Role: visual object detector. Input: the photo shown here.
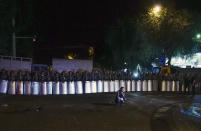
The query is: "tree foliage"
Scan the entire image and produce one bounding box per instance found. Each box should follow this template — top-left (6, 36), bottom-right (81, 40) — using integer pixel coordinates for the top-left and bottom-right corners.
top-left (139, 6), bottom-right (199, 64)
top-left (104, 5), bottom-right (200, 70)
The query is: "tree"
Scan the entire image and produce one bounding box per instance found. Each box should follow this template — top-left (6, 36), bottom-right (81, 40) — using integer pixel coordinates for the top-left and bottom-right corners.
top-left (139, 6), bottom-right (198, 65)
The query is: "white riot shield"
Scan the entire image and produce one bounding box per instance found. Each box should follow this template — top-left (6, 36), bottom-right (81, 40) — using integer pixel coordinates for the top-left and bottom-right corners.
top-left (120, 80), bottom-right (126, 88)
top-left (32, 82), bottom-right (40, 95)
top-left (85, 81), bottom-right (91, 94)
top-left (131, 80), bottom-right (136, 91)
top-left (16, 81), bottom-right (23, 95)
top-left (103, 81), bottom-right (109, 92)
top-left (47, 81), bottom-right (53, 95)
top-left (76, 81), bottom-right (83, 94)
top-left (53, 82), bottom-right (60, 95)
top-left (153, 80), bottom-right (158, 91)
top-left (97, 80), bottom-right (103, 93)
top-left (182, 83), bottom-right (185, 92)
top-left (142, 80), bottom-right (148, 91)
top-left (60, 81), bottom-right (67, 95)
top-left (148, 80), bottom-right (152, 92)
top-left (24, 81), bottom-right (31, 95)
top-left (161, 80), bottom-right (166, 92)
top-left (114, 80), bottom-right (120, 92)
top-left (109, 81), bottom-right (115, 92)
top-left (0, 80), bottom-right (8, 94)
top-left (166, 81), bottom-right (171, 92)
top-left (41, 82), bottom-right (47, 95)
top-left (68, 81), bottom-right (75, 94)
top-left (176, 81), bottom-right (180, 92)
top-left (137, 80), bottom-right (141, 91)
top-left (172, 81), bottom-right (176, 92)
top-left (8, 81), bottom-right (16, 95)
top-left (91, 81), bottom-right (97, 93)
top-left (126, 81), bottom-right (131, 92)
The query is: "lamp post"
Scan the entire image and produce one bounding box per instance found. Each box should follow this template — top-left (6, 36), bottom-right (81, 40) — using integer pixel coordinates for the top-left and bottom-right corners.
top-left (153, 5), bottom-right (161, 14)
top-left (192, 33), bottom-right (201, 43)
top-left (151, 5), bottom-right (162, 18)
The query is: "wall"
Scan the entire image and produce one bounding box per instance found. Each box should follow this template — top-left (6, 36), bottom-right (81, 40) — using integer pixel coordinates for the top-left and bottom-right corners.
top-left (52, 58), bottom-right (93, 72)
top-left (0, 56), bottom-right (32, 71)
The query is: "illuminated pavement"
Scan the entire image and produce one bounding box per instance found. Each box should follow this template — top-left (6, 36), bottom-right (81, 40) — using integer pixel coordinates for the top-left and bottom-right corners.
top-left (0, 93), bottom-right (201, 131)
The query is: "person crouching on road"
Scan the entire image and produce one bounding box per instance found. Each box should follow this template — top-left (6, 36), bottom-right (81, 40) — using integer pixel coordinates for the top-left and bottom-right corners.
top-left (115, 87), bottom-right (126, 105)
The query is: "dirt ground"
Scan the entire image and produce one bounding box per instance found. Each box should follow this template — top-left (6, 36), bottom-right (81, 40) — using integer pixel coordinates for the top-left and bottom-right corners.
top-left (0, 92), bottom-right (201, 131)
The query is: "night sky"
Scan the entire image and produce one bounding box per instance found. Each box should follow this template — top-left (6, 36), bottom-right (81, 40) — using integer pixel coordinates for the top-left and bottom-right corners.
top-left (32, 0), bottom-right (201, 64)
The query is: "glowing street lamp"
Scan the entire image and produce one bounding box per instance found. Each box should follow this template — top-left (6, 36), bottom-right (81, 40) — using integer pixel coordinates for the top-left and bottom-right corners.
top-left (153, 5), bottom-right (161, 15)
top-left (193, 33), bottom-right (201, 42)
top-left (196, 34), bottom-right (201, 39)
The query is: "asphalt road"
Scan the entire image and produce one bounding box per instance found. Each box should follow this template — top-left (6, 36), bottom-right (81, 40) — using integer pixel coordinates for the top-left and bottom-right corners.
top-left (0, 92), bottom-right (201, 131)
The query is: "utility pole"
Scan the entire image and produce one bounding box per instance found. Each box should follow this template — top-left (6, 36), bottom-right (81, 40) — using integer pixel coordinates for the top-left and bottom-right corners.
top-left (12, 17), bottom-right (16, 57)
top-left (12, 16), bottom-right (36, 57)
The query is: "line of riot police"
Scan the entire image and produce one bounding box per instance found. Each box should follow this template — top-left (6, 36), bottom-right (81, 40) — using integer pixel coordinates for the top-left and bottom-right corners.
top-left (0, 69), bottom-right (200, 95)
top-left (0, 69), bottom-right (134, 95)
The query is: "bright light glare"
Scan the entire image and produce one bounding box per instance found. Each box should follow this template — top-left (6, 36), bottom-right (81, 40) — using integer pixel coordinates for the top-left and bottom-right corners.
top-left (67, 55), bottom-right (73, 60)
top-left (197, 34), bottom-right (201, 39)
top-left (134, 73), bottom-right (138, 78)
top-left (153, 5), bottom-right (161, 14)
top-left (171, 53), bottom-right (201, 68)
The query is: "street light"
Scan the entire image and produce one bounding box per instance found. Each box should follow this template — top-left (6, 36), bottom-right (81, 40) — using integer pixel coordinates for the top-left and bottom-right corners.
top-left (150, 5), bottom-right (163, 18)
top-left (196, 34), bottom-right (201, 39)
top-left (153, 5), bottom-right (161, 14)
top-left (192, 33), bottom-right (201, 43)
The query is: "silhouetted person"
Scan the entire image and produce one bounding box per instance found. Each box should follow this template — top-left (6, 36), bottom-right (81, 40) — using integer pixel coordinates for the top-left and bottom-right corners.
top-left (115, 87), bottom-right (127, 106)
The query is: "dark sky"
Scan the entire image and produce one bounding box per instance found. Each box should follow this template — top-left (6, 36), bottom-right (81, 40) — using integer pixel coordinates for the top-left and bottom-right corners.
top-left (36, 0), bottom-right (201, 44)
top-left (33, 0), bottom-right (201, 63)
